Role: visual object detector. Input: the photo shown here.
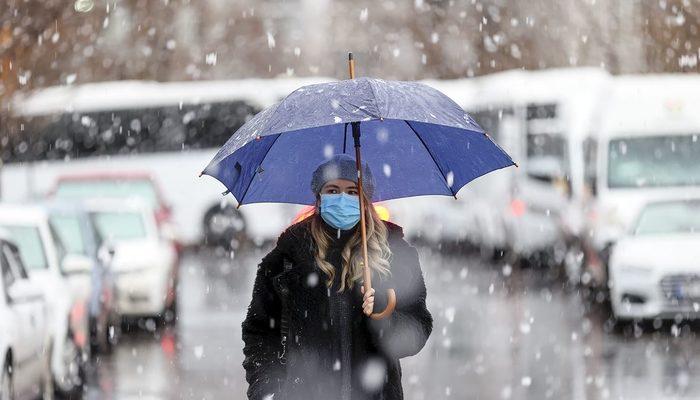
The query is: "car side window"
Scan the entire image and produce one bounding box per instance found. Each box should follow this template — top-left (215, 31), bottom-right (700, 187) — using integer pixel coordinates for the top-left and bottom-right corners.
top-left (0, 245), bottom-right (15, 291)
top-left (4, 243), bottom-right (29, 280)
top-left (48, 223), bottom-right (68, 266)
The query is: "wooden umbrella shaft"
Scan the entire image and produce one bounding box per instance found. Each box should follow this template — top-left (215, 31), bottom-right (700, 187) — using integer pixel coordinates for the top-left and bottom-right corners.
top-left (351, 122), bottom-right (396, 320)
top-left (351, 123), bottom-right (372, 294)
top-left (348, 52), bottom-right (355, 80)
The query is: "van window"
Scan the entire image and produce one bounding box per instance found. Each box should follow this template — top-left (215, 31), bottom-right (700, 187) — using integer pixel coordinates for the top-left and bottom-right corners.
top-left (525, 133), bottom-right (568, 181)
top-left (524, 103), bottom-right (568, 182)
top-left (470, 107), bottom-right (515, 142)
top-left (526, 104), bottom-right (557, 120)
top-left (608, 134), bottom-right (700, 188)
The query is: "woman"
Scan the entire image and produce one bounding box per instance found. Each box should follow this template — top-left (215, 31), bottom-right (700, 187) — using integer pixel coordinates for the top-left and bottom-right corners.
top-left (242, 154), bottom-right (433, 400)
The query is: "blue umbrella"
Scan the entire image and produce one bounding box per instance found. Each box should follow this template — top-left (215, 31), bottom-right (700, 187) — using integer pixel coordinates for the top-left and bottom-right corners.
top-left (201, 79), bottom-right (515, 205)
top-left (201, 56), bottom-right (515, 318)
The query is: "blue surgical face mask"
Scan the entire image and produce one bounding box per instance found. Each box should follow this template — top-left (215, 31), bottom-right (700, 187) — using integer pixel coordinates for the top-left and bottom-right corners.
top-left (319, 193), bottom-right (361, 231)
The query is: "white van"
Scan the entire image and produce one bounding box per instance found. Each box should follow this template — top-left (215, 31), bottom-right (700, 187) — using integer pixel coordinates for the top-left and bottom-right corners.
top-left (413, 68), bottom-right (610, 265)
top-left (581, 74), bottom-right (700, 287)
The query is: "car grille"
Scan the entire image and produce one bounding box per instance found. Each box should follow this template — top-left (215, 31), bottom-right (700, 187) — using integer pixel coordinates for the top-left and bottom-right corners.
top-left (660, 274), bottom-right (700, 312)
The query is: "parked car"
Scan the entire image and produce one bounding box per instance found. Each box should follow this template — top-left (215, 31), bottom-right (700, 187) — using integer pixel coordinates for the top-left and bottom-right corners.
top-left (0, 204), bottom-right (88, 398)
top-left (47, 201), bottom-right (120, 354)
top-left (48, 172), bottom-right (182, 252)
top-left (83, 199), bottom-right (178, 323)
top-left (0, 232), bottom-right (53, 400)
top-left (580, 74), bottom-right (700, 289)
top-left (609, 199), bottom-right (700, 321)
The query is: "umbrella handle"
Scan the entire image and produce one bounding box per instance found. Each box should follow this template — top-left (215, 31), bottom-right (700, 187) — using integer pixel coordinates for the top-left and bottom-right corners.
top-left (370, 288), bottom-right (396, 320)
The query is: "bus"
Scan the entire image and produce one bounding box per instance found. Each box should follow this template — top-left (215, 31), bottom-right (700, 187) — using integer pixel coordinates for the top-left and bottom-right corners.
top-left (2, 78), bottom-right (332, 248)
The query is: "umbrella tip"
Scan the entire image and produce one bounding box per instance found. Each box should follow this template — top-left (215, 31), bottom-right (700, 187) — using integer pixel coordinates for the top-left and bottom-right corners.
top-left (348, 52), bottom-right (353, 61)
top-left (198, 171), bottom-right (204, 177)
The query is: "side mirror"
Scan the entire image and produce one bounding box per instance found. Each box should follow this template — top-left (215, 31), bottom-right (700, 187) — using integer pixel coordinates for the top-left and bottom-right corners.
top-left (7, 279), bottom-right (43, 304)
top-left (61, 253), bottom-right (93, 275)
top-left (97, 243), bottom-right (116, 266)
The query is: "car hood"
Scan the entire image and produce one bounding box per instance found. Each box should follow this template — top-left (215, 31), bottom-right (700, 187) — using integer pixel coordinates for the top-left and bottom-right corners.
top-left (612, 234), bottom-right (700, 272)
top-left (111, 240), bottom-right (170, 272)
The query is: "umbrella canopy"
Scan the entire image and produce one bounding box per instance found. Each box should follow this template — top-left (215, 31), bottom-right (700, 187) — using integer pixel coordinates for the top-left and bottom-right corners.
top-left (202, 77), bottom-right (515, 206)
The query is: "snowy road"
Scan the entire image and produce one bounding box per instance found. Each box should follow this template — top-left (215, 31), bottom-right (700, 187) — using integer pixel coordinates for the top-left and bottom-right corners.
top-left (85, 246), bottom-right (700, 400)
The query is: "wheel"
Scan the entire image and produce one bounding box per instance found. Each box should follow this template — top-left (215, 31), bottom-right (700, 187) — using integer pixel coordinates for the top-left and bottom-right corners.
top-left (104, 314), bottom-right (121, 353)
top-left (53, 333), bottom-right (85, 399)
top-left (1, 359), bottom-right (13, 400)
top-left (563, 241), bottom-right (584, 287)
top-left (167, 293), bottom-right (178, 322)
top-left (608, 316), bottom-right (642, 336)
top-left (92, 313), bottom-right (120, 355)
top-left (160, 291), bottom-right (178, 326)
top-left (202, 204), bottom-right (247, 249)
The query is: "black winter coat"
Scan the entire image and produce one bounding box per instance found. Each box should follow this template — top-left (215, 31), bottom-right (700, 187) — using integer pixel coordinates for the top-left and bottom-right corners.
top-left (241, 216), bottom-right (433, 400)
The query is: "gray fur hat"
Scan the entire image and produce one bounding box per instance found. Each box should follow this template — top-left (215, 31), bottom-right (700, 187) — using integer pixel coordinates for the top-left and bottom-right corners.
top-left (310, 154), bottom-right (375, 199)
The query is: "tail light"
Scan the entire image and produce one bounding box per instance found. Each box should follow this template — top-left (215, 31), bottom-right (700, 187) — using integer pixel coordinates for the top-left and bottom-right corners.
top-left (291, 206), bottom-right (316, 225)
top-left (510, 198), bottom-right (526, 217)
top-left (154, 206), bottom-right (171, 227)
top-left (69, 301), bottom-right (87, 348)
top-left (161, 332), bottom-right (176, 357)
top-left (374, 204), bottom-right (391, 221)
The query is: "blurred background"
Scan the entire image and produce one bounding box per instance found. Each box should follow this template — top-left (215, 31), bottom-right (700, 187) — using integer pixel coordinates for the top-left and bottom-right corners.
top-left (1, 1), bottom-right (700, 399)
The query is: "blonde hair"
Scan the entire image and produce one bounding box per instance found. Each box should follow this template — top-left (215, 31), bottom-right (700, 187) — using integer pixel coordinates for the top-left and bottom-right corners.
top-left (310, 190), bottom-right (392, 292)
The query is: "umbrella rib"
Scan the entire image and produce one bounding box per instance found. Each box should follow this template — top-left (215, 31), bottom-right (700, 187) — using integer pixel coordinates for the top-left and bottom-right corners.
top-left (236, 133), bottom-right (283, 207)
top-left (366, 79), bottom-right (383, 119)
top-left (404, 120), bottom-right (456, 198)
top-left (343, 123), bottom-right (348, 154)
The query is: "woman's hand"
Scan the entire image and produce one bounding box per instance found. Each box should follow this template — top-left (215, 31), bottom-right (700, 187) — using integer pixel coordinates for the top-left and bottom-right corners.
top-left (360, 286), bottom-right (375, 316)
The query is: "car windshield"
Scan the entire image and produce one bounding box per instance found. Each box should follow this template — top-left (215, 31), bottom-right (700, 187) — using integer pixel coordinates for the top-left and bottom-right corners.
top-left (608, 134), bottom-right (700, 188)
top-left (90, 211), bottom-right (147, 242)
top-left (55, 180), bottom-right (159, 208)
top-left (634, 201), bottom-right (700, 235)
top-left (50, 215), bottom-right (87, 255)
top-left (2, 225), bottom-right (48, 270)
